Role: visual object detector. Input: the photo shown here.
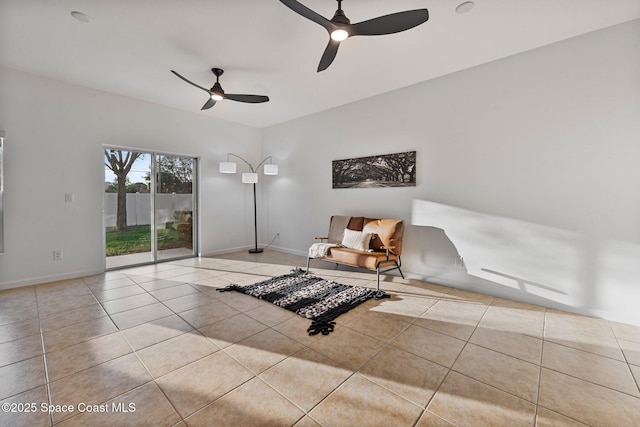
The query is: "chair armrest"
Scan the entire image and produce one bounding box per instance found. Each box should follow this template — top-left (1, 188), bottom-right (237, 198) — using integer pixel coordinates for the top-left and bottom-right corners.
top-left (379, 245), bottom-right (391, 260)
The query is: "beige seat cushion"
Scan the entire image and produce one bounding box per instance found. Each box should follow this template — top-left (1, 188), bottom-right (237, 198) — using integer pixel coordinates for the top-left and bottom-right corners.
top-left (325, 247), bottom-right (399, 270)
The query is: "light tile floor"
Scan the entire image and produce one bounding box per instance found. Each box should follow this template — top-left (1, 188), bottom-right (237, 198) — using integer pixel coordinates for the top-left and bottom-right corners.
top-left (1, 250), bottom-right (640, 426)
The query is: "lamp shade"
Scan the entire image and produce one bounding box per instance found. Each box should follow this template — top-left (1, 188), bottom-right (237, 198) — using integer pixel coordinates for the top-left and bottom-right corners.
top-left (263, 164), bottom-right (278, 175)
top-left (219, 161), bottom-right (236, 173)
top-left (242, 172), bottom-right (258, 184)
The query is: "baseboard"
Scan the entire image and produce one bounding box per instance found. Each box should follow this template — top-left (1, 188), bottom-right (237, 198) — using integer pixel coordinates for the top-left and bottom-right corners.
top-left (265, 245), bottom-right (307, 257)
top-left (200, 245), bottom-right (253, 257)
top-left (201, 245), bottom-right (307, 258)
top-left (0, 267), bottom-right (105, 291)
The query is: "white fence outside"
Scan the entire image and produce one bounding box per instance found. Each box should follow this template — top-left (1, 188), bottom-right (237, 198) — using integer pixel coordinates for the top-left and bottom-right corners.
top-left (104, 193), bottom-right (193, 227)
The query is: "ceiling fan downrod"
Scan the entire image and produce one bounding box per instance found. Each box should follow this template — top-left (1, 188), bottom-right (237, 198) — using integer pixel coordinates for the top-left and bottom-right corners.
top-left (332, 0), bottom-right (350, 24)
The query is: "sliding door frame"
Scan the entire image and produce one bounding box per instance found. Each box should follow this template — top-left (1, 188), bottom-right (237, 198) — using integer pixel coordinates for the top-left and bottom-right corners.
top-left (103, 145), bottom-right (199, 270)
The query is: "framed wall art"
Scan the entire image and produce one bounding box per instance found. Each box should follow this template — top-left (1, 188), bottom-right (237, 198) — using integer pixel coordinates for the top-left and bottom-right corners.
top-left (332, 150), bottom-right (416, 189)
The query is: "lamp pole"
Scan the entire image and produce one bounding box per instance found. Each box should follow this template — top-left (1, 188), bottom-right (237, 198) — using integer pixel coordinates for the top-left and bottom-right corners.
top-left (249, 182), bottom-right (262, 253)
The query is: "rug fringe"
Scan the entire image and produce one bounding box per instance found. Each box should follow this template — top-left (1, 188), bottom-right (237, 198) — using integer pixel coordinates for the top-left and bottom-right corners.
top-left (216, 284), bottom-right (241, 292)
top-left (307, 320), bottom-right (336, 336)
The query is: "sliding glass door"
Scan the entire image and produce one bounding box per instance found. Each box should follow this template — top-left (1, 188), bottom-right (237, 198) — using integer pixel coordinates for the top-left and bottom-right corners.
top-left (156, 154), bottom-right (195, 261)
top-left (104, 148), bottom-right (197, 269)
top-left (104, 149), bottom-right (152, 268)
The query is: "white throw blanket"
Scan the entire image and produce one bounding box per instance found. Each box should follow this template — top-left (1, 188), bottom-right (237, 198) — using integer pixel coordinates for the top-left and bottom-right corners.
top-left (308, 242), bottom-right (338, 258)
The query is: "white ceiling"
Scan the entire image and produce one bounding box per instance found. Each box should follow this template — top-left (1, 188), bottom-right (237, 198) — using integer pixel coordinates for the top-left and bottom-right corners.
top-left (1, 0), bottom-right (639, 128)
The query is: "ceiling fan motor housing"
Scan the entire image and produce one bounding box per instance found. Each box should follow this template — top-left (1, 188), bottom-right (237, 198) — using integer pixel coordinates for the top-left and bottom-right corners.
top-left (211, 82), bottom-right (224, 96)
top-left (332, 9), bottom-right (350, 25)
top-left (211, 69), bottom-right (225, 97)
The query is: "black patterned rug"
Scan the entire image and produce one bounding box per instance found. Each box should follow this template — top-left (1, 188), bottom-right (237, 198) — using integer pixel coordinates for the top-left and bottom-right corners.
top-left (218, 268), bottom-right (383, 335)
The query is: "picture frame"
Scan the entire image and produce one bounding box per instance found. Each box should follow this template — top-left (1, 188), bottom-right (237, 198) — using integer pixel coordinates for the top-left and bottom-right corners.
top-left (332, 150), bottom-right (416, 189)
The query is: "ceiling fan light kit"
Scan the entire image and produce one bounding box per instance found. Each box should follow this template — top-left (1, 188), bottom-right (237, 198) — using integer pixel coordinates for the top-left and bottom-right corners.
top-left (279, 0), bottom-right (429, 71)
top-left (331, 29), bottom-right (349, 41)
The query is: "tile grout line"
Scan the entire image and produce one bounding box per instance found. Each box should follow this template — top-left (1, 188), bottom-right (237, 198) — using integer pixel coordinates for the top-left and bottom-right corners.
top-left (83, 275), bottom-right (131, 340)
top-left (119, 326), bottom-right (188, 425)
top-left (538, 365), bottom-right (640, 400)
top-left (401, 291), bottom-right (454, 427)
top-left (105, 264), bottom-right (258, 418)
top-left (416, 299), bottom-right (494, 426)
top-left (164, 295), bottom-right (297, 423)
top-left (95, 271), bottom-right (208, 330)
top-left (41, 291), bottom-right (146, 425)
top-left (538, 311), bottom-right (640, 425)
top-left (135, 270), bottom-right (293, 422)
top-left (542, 313), bottom-right (640, 400)
top-left (543, 336), bottom-right (631, 363)
top-left (607, 318), bottom-right (640, 397)
top-left (374, 289), bottom-right (439, 427)
top-left (34, 285), bottom-right (55, 427)
top-left (42, 274), bottom-right (185, 425)
top-left (205, 293), bottom-right (366, 426)
top-left (534, 308), bottom-right (548, 425)
top-left (177, 372), bottom-right (257, 424)
top-left (119, 271), bottom-right (258, 374)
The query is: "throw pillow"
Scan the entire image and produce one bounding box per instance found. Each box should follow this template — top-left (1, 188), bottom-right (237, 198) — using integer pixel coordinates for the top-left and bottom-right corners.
top-left (341, 229), bottom-right (372, 252)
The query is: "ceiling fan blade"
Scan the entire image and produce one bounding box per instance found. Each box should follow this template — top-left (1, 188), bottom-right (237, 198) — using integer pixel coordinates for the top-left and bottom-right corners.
top-left (318, 39), bottom-right (340, 72)
top-left (201, 98), bottom-right (216, 110)
top-left (279, 0), bottom-right (335, 32)
top-left (225, 94), bottom-right (270, 104)
top-left (350, 9), bottom-right (429, 36)
top-left (171, 70), bottom-right (211, 93)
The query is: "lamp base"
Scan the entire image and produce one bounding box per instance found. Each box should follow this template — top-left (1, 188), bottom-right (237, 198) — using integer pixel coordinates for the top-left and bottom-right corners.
top-left (248, 248), bottom-right (264, 254)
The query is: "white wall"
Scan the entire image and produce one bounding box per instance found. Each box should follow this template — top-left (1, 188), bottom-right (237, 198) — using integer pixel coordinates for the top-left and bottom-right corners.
top-left (0, 67), bottom-right (262, 288)
top-left (262, 20), bottom-right (640, 326)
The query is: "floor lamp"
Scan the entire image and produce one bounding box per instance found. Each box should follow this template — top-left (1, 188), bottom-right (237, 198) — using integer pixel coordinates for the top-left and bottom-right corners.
top-left (219, 153), bottom-right (278, 253)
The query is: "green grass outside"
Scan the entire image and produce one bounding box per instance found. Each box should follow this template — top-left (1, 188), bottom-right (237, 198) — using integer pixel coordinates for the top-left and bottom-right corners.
top-left (105, 224), bottom-right (192, 256)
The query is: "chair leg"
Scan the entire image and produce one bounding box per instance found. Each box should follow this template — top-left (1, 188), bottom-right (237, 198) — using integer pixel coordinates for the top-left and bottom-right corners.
top-left (306, 257), bottom-right (311, 273)
top-left (397, 266), bottom-right (405, 279)
top-left (374, 268), bottom-right (390, 299)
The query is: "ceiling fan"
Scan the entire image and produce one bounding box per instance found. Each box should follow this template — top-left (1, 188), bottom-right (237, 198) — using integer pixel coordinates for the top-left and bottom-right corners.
top-left (170, 68), bottom-right (269, 110)
top-left (280, 0), bottom-right (429, 72)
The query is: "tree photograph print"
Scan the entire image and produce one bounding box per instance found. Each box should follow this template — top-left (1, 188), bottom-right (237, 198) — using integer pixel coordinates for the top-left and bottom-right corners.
top-left (332, 151), bottom-right (416, 189)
